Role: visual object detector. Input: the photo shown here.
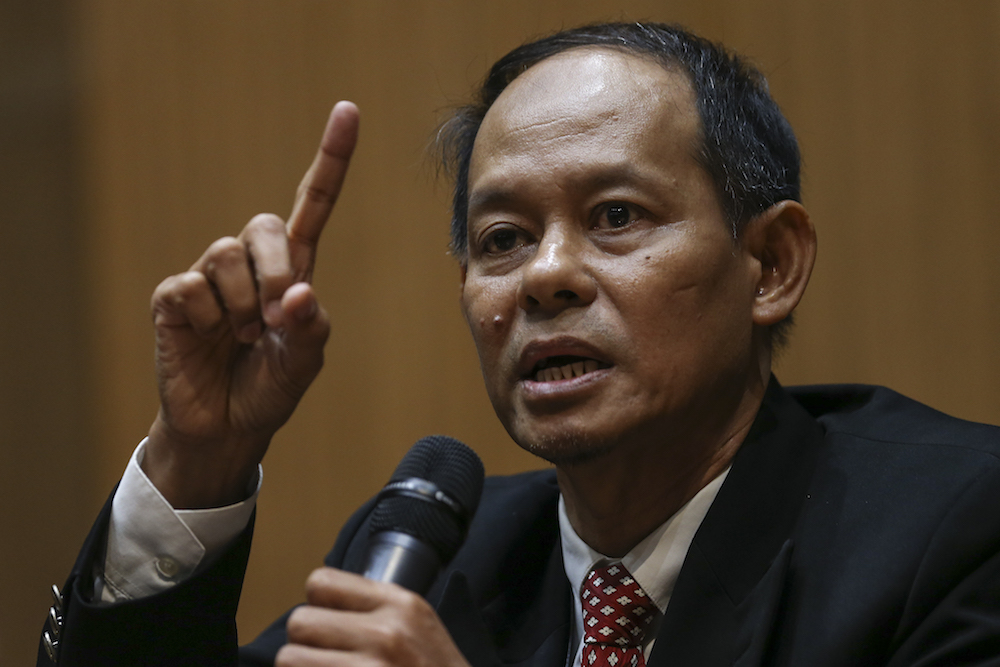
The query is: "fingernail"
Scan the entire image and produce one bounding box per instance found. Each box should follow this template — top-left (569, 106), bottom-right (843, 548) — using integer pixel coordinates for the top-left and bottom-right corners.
top-left (294, 297), bottom-right (317, 321)
top-left (264, 301), bottom-right (283, 327)
top-left (239, 321), bottom-right (262, 342)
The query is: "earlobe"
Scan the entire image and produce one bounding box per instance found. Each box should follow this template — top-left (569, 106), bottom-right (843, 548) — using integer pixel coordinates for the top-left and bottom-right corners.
top-left (745, 201), bottom-right (817, 327)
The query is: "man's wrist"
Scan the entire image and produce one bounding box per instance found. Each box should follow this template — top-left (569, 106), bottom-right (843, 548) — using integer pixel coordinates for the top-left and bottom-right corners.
top-left (144, 416), bottom-right (267, 508)
top-left (99, 438), bottom-right (262, 604)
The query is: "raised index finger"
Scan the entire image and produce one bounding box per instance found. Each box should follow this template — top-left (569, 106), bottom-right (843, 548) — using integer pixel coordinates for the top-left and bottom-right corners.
top-left (287, 101), bottom-right (360, 258)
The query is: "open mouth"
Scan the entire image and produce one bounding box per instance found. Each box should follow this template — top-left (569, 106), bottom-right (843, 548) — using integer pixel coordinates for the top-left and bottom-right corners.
top-left (530, 355), bottom-right (611, 382)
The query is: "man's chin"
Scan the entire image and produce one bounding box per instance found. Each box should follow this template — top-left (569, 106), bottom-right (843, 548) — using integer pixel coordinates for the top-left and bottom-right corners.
top-left (514, 431), bottom-right (617, 467)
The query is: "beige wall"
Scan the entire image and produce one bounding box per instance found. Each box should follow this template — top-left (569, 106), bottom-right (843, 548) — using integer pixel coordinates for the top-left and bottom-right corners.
top-left (3, 1), bottom-right (998, 663)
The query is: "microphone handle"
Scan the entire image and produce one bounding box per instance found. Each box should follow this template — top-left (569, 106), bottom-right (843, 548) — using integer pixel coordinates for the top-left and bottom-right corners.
top-left (361, 531), bottom-right (443, 594)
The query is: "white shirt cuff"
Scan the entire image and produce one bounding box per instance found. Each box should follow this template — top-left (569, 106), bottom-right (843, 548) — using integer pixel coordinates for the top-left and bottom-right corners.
top-left (99, 438), bottom-right (261, 603)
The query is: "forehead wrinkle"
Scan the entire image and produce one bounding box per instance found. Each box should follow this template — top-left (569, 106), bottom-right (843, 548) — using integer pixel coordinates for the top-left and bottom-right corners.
top-left (481, 65), bottom-right (700, 159)
top-left (497, 111), bottom-right (615, 148)
top-left (496, 117), bottom-right (618, 155)
top-left (468, 161), bottom-right (673, 218)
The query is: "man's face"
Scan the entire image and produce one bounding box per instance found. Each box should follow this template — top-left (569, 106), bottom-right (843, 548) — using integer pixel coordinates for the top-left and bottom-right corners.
top-left (461, 48), bottom-right (761, 464)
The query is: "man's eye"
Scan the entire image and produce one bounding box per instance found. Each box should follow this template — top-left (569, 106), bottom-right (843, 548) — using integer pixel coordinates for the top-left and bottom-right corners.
top-left (597, 203), bottom-right (638, 229)
top-left (483, 228), bottom-right (520, 253)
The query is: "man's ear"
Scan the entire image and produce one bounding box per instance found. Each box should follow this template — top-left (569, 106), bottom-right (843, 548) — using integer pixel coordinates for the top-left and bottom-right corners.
top-left (743, 200), bottom-right (816, 327)
top-left (459, 261), bottom-right (467, 288)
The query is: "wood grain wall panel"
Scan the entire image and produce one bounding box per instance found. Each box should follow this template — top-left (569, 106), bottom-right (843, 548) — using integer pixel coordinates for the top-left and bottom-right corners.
top-left (773, 2), bottom-right (1000, 424)
top-left (3, 1), bottom-right (996, 661)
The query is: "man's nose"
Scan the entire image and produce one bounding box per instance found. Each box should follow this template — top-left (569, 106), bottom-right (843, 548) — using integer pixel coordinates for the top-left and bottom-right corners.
top-left (517, 227), bottom-right (597, 315)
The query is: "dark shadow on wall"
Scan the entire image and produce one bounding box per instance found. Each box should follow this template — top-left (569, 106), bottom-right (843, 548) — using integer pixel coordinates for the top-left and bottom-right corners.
top-left (0, 1), bottom-right (95, 664)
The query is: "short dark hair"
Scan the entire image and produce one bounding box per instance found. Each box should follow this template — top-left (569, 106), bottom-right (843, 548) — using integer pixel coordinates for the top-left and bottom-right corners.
top-left (438, 22), bottom-right (802, 347)
top-left (438, 21), bottom-right (801, 258)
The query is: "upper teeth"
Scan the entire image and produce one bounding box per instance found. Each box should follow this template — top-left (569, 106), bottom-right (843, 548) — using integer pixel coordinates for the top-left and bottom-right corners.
top-left (535, 359), bottom-right (600, 382)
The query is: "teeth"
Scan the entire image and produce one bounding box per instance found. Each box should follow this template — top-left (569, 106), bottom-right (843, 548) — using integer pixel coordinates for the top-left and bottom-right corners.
top-left (534, 359), bottom-right (603, 382)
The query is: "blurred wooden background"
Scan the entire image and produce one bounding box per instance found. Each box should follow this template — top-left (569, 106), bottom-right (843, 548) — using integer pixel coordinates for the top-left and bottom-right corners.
top-left (2, 0), bottom-right (998, 663)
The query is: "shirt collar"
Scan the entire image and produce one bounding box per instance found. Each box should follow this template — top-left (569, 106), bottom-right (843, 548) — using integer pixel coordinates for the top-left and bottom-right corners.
top-left (559, 466), bottom-right (730, 614)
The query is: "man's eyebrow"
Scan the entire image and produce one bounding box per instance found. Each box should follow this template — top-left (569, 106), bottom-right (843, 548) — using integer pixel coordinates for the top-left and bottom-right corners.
top-left (467, 163), bottom-right (658, 215)
top-left (577, 164), bottom-right (654, 190)
top-left (467, 187), bottom-right (518, 217)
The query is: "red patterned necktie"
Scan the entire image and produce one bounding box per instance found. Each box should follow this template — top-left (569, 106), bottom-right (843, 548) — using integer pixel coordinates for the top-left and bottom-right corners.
top-left (580, 562), bottom-right (656, 667)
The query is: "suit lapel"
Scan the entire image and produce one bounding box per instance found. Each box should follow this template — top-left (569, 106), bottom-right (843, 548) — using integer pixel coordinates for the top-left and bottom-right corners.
top-left (437, 541), bottom-right (570, 667)
top-left (485, 542), bottom-right (571, 667)
top-left (649, 379), bottom-right (826, 667)
top-left (434, 471), bottom-right (569, 667)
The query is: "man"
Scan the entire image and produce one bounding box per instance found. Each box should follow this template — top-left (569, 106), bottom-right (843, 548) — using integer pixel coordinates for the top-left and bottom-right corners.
top-left (40, 22), bottom-right (1000, 667)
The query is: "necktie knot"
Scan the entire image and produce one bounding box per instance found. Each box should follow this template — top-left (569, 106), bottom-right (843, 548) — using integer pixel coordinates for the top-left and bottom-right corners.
top-left (580, 562), bottom-right (655, 667)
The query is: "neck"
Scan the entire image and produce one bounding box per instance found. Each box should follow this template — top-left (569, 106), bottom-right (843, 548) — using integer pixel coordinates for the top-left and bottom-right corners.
top-left (557, 374), bottom-right (769, 557)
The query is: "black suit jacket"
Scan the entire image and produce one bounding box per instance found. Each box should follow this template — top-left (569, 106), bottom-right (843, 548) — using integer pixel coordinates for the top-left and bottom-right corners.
top-left (40, 381), bottom-right (1000, 666)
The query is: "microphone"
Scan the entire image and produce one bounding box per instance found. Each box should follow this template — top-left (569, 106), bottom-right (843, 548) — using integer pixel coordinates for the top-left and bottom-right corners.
top-left (360, 435), bottom-right (484, 595)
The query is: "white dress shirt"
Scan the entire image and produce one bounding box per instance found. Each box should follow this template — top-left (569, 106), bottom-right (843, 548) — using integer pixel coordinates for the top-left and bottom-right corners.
top-left (558, 469), bottom-right (729, 667)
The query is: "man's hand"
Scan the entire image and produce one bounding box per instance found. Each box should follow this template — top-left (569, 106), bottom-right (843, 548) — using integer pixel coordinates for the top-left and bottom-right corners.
top-left (277, 568), bottom-right (472, 667)
top-left (143, 101), bottom-right (360, 508)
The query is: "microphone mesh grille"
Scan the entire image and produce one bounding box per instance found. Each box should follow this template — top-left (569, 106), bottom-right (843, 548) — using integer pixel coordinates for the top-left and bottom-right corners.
top-left (370, 435), bottom-right (484, 562)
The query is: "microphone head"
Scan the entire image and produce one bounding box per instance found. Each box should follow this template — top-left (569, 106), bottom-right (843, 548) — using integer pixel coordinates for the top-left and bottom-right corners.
top-left (370, 435), bottom-right (484, 563)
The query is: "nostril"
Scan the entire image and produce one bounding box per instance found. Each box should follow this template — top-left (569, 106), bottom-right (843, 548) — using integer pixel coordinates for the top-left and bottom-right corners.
top-left (526, 295), bottom-right (540, 306)
top-left (555, 289), bottom-right (578, 301)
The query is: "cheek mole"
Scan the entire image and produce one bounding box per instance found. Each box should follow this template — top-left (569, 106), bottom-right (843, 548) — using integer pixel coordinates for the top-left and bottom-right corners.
top-left (479, 315), bottom-right (505, 330)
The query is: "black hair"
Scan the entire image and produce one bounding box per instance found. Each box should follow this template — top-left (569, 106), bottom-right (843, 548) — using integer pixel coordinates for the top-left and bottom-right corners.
top-left (438, 21), bottom-right (801, 345)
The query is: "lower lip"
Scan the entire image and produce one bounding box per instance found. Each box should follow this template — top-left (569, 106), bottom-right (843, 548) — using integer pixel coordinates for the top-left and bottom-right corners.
top-left (518, 367), bottom-right (613, 401)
